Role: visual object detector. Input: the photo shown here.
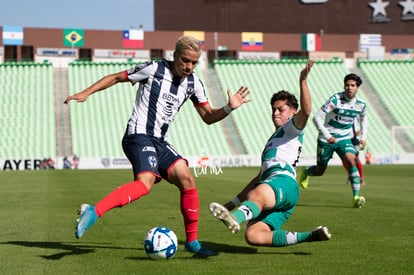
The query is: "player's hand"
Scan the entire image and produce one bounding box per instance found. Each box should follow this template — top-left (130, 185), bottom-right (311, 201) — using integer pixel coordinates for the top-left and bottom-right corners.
top-left (64, 91), bottom-right (90, 104)
top-left (300, 60), bottom-right (314, 81)
top-left (327, 136), bottom-right (336, 144)
top-left (359, 140), bottom-right (366, 150)
top-left (227, 86), bottom-right (251, 110)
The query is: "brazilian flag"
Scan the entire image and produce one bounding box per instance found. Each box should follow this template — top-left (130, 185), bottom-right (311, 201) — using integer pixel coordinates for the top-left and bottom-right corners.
top-left (64, 29), bottom-right (84, 47)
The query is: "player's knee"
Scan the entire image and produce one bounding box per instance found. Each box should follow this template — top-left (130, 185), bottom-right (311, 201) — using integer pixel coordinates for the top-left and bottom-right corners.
top-left (245, 230), bottom-right (263, 246)
top-left (172, 172), bottom-right (196, 190)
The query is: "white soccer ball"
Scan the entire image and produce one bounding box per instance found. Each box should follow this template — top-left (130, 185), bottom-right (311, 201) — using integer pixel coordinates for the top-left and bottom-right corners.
top-left (144, 227), bottom-right (178, 260)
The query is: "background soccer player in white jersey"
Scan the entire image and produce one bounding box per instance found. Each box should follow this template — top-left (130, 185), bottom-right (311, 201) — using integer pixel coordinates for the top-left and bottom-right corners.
top-left (210, 60), bottom-right (332, 247)
top-left (298, 73), bottom-right (368, 208)
top-left (64, 36), bottom-right (250, 256)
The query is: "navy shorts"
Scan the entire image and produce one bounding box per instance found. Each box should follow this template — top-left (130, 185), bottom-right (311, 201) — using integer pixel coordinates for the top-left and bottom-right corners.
top-left (122, 133), bottom-right (184, 181)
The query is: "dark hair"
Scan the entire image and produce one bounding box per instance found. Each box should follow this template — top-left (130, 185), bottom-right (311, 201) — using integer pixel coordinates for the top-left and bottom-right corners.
top-left (344, 73), bottom-right (362, 86)
top-left (270, 90), bottom-right (298, 110)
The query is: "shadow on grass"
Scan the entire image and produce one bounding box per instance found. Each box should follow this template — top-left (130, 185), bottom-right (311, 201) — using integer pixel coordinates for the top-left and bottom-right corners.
top-left (2, 240), bottom-right (311, 261)
top-left (0, 241), bottom-right (137, 260)
top-left (176, 241), bottom-right (310, 258)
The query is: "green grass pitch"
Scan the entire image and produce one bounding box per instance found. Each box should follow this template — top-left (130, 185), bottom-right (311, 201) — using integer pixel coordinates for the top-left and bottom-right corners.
top-left (0, 165), bottom-right (413, 274)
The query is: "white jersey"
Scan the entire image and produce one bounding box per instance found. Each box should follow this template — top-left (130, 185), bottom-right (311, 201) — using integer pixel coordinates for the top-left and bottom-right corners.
top-left (124, 59), bottom-right (208, 140)
top-left (314, 92), bottom-right (367, 142)
top-left (260, 118), bottom-right (304, 180)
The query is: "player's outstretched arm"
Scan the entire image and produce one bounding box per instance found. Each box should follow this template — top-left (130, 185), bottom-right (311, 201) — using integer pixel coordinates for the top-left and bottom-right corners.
top-left (64, 72), bottom-right (127, 104)
top-left (293, 60), bottom-right (313, 129)
top-left (196, 86), bottom-right (251, 124)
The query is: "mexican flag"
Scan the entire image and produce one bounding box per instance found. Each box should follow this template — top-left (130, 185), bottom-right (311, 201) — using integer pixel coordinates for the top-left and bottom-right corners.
top-left (301, 33), bottom-right (321, 52)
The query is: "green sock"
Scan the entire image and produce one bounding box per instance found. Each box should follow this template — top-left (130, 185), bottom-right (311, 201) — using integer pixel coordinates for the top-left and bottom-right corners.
top-left (232, 201), bottom-right (260, 224)
top-left (272, 230), bottom-right (311, 247)
top-left (272, 230), bottom-right (288, 247)
top-left (349, 166), bottom-right (361, 197)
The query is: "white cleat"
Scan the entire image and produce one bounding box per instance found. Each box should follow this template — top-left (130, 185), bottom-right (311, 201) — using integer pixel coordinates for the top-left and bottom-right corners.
top-left (310, 226), bottom-right (331, 241)
top-left (353, 196), bottom-right (366, 208)
top-left (209, 202), bottom-right (240, 234)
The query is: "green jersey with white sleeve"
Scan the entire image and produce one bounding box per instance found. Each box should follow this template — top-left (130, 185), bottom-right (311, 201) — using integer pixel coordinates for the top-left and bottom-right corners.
top-left (313, 92), bottom-right (367, 143)
top-left (260, 118), bottom-right (304, 181)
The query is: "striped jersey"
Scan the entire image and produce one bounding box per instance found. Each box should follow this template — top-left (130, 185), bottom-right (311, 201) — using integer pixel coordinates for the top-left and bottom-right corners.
top-left (124, 59), bottom-right (208, 140)
top-left (315, 92), bottom-right (367, 142)
top-left (260, 118), bottom-right (304, 180)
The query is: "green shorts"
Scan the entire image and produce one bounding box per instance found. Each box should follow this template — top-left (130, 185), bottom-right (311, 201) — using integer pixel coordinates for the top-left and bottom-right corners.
top-left (316, 139), bottom-right (356, 166)
top-left (251, 174), bottom-right (299, 230)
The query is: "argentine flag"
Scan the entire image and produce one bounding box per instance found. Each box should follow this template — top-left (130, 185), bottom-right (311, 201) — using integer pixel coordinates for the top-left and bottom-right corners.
top-left (2, 26), bottom-right (24, 45)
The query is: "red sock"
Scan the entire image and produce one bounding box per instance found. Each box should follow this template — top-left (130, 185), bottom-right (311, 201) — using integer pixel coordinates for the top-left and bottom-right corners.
top-left (95, 180), bottom-right (149, 217)
top-left (343, 161), bottom-right (350, 172)
top-left (180, 188), bottom-right (199, 243)
top-left (356, 160), bottom-right (364, 179)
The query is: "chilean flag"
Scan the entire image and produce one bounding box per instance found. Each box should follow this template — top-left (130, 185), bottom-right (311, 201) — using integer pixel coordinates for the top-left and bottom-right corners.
top-left (123, 29), bottom-right (144, 49)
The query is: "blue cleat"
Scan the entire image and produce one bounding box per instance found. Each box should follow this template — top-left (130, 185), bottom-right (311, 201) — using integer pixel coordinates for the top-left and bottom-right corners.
top-left (76, 204), bottom-right (98, 239)
top-left (185, 240), bottom-right (217, 256)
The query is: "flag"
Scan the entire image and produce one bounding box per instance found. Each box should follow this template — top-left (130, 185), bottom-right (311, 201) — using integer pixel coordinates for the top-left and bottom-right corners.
top-left (359, 34), bottom-right (382, 52)
top-left (183, 31), bottom-right (205, 47)
top-left (64, 29), bottom-right (84, 47)
top-left (2, 26), bottom-right (24, 45)
top-left (123, 29), bottom-right (144, 49)
top-left (301, 33), bottom-right (321, 51)
top-left (241, 32), bottom-right (263, 51)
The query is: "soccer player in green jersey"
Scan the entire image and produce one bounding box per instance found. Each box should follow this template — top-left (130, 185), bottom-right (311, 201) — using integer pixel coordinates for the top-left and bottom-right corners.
top-left (209, 60), bottom-right (332, 247)
top-left (298, 73), bottom-right (367, 208)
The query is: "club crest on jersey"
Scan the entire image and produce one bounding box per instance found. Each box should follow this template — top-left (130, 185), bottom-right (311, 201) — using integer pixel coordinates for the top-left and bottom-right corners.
top-left (187, 87), bottom-right (194, 94)
top-left (148, 156), bottom-right (157, 168)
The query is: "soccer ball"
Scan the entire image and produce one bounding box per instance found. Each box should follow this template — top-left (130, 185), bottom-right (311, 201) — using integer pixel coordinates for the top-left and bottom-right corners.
top-left (144, 227), bottom-right (178, 260)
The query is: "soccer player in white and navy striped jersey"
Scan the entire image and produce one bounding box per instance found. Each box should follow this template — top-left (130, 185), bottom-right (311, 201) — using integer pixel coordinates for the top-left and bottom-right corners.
top-left (64, 36), bottom-right (250, 256)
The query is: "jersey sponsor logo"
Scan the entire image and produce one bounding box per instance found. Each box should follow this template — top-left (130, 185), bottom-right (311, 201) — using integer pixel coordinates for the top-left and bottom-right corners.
top-left (161, 93), bottom-right (180, 103)
top-left (163, 101), bottom-right (174, 118)
top-left (278, 187), bottom-right (284, 202)
top-left (142, 146), bottom-right (156, 152)
top-left (161, 93), bottom-right (180, 122)
top-left (334, 115), bottom-right (355, 124)
top-left (130, 61), bottom-right (152, 74)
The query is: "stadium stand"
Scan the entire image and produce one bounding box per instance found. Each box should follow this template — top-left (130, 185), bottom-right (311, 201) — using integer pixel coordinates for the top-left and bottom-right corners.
top-left (1, 59), bottom-right (409, 164)
top-left (68, 62), bottom-right (136, 158)
top-left (0, 62), bottom-right (56, 159)
top-left (213, 59), bottom-right (398, 157)
top-left (358, 59), bottom-right (414, 152)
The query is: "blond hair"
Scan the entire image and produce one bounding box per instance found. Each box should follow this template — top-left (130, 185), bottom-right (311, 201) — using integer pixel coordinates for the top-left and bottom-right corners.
top-left (175, 36), bottom-right (202, 54)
